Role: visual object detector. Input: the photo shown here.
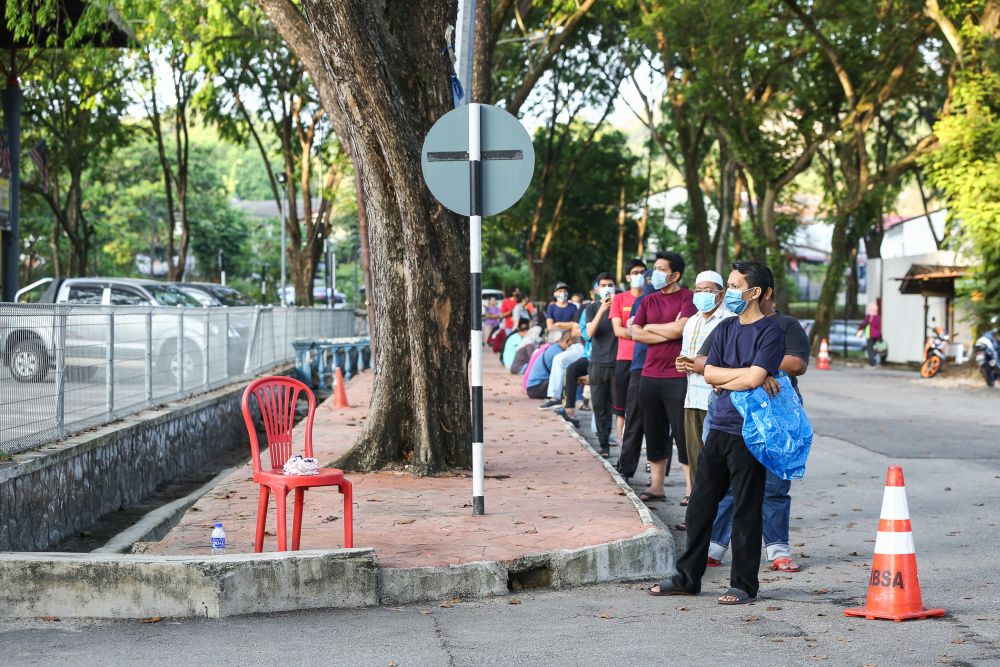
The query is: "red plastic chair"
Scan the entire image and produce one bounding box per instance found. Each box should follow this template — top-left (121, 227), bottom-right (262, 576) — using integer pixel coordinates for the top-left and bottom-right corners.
top-left (241, 376), bottom-right (353, 552)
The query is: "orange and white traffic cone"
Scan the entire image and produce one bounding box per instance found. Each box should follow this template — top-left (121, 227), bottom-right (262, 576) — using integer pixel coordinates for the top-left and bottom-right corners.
top-left (844, 466), bottom-right (945, 622)
top-left (817, 338), bottom-right (831, 370)
top-left (331, 367), bottom-right (351, 409)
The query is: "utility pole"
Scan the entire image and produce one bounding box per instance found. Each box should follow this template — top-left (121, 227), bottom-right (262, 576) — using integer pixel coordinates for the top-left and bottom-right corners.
top-left (1, 64), bottom-right (22, 301)
top-left (277, 172), bottom-right (288, 306)
top-left (218, 248), bottom-right (226, 286)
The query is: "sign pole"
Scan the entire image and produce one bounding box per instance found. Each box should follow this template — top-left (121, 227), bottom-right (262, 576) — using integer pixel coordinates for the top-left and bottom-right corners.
top-left (469, 102), bottom-right (485, 516)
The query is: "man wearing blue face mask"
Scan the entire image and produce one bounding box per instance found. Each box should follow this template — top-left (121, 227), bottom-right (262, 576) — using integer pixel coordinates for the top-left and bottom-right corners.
top-left (675, 270), bottom-right (733, 506)
top-left (630, 251), bottom-right (697, 502)
top-left (648, 260), bottom-right (784, 606)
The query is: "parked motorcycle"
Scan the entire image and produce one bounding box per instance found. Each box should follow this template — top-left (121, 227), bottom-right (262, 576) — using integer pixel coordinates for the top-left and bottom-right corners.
top-left (974, 330), bottom-right (999, 387)
top-left (920, 326), bottom-right (950, 378)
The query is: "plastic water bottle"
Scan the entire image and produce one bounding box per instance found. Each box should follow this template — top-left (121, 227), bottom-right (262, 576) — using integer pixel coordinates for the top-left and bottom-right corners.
top-left (211, 522), bottom-right (226, 555)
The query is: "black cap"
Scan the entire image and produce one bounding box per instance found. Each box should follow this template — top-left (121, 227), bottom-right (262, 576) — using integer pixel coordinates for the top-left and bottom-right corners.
top-left (554, 282), bottom-right (570, 292)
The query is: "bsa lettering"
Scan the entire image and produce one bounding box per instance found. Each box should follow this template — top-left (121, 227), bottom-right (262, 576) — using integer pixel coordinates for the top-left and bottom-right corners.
top-left (869, 568), bottom-right (905, 589)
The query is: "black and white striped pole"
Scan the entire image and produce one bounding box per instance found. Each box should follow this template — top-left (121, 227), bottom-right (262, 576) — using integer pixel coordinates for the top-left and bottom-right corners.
top-left (468, 103), bottom-right (485, 515)
top-left (421, 103), bottom-right (534, 516)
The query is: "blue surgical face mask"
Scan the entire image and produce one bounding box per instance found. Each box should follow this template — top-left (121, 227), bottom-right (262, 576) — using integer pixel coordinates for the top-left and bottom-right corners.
top-left (629, 274), bottom-right (645, 289)
top-left (651, 270), bottom-right (668, 290)
top-left (724, 287), bottom-right (754, 314)
top-left (693, 292), bottom-right (718, 313)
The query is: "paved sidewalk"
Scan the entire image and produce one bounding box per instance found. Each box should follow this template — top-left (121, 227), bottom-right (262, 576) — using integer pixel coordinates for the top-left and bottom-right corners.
top-left (146, 362), bottom-right (648, 568)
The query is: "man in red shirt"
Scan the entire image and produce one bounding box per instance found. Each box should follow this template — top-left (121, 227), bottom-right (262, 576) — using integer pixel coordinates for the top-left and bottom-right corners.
top-left (610, 258), bottom-right (647, 446)
top-left (630, 251), bottom-right (696, 503)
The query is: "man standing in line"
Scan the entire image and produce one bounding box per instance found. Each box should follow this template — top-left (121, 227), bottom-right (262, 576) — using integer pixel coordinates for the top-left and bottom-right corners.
top-left (630, 251), bottom-right (696, 502)
top-left (610, 259), bottom-right (647, 448)
top-left (648, 260), bottom-right (785, 605)
top-left (674, 270), bottom-right (732, 506)
top-left (582, 272), bottom-right (619, 458)
top-left (616, 270), bottom-right (657, 482)
top-left (699, 268), bottom-right (810, 573)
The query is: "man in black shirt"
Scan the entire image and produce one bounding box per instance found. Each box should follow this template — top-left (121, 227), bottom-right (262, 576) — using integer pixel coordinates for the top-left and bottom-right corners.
top-left (585, 272), bottom-right (619, 458)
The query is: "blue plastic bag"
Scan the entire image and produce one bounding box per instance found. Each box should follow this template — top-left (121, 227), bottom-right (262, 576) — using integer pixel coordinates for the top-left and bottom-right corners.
top-left (730, 375), bottom-right (813, 480)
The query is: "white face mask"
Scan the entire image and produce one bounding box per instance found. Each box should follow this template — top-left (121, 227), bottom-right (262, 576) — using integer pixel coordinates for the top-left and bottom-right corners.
top-left (629, 274), bottom-right (644, 289)
top-left (555, 291), bottom-right (568, 302)
top-left (599, 286), bottom-right (615, 300)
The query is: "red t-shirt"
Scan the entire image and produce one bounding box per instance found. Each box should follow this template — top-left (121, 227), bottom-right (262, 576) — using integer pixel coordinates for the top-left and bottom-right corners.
top-left (633, 288), bottom-right (697, 378)
top-left (500, 297), bottom-right (517, 329)
top-left (610, 291), bottom-right (639, 361)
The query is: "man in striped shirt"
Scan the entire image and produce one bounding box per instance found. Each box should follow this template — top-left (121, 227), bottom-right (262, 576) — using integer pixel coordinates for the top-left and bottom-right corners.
top-left (675, 270), bottom-right (732, 506)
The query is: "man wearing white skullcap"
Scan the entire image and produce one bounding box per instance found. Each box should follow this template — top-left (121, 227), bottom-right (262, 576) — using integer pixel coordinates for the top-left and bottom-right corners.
top-left (674, 269), bottom-right (733, 511)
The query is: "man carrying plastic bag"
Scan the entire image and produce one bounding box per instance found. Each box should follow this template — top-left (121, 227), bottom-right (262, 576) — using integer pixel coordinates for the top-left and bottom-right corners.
top-left (730, 374), bottom-right (813, 481)
top-left (647, 260), bottom-right (784, 606)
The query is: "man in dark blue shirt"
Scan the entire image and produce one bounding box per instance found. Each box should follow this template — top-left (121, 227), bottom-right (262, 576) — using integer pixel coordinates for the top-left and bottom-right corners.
top-left (648, 260), bottom-right (785, 605)
top-left (545, 282), bottom-right (579, 337)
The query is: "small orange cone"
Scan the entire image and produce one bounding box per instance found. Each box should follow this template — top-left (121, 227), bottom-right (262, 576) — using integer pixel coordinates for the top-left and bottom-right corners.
top-left (817, 338), bottom-right (831, 370)
top-left (844, 466), bottom-right (945, 622)
top-left (331, 367), bottom-right (351, 408)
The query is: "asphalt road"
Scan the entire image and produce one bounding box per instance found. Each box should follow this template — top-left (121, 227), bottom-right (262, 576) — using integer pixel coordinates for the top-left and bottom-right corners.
top-left (798, 365), bottom-right (1000, 460)
top-left (2, 366), bottom-right (999, 666)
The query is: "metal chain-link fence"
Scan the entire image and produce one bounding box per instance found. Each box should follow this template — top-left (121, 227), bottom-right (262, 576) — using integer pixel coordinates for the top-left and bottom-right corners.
top-left (0, 305), bottom-right (354, 457)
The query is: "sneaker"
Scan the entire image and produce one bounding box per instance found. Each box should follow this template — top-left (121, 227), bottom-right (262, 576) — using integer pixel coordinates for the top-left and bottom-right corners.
top-left (538, 399), bottom-right (562, 410)
top-left (554, 407), bottom-right (580, 428)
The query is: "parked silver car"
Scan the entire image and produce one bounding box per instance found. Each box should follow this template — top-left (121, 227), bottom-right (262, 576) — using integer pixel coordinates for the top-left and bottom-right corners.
top-left (2, 277), bottom-right (225, 384)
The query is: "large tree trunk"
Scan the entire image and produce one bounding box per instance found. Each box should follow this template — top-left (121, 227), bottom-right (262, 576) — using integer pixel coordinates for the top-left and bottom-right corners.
top-left (713, 147), bottom-right (738, 273)
top-left (298, 0), bottom-right (471, 474)
top-left (759, 185), bottom-right (790, 312)
top-left (810, 213), bottom-right (852, 352)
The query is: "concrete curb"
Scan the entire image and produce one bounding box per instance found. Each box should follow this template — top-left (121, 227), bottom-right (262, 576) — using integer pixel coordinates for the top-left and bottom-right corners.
top-left (94, 465), bottom-right (241, 554)
top-left (0, 549), bottom-right (378, 618)
top-left (0, 403), bottom-right (674, 618)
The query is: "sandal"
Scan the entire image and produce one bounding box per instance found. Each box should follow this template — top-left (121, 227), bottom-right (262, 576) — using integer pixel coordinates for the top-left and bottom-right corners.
top-left (706, 557), bottom-right (722, 567)
top-left (679, 495), bottom-right (690, 506)
top-left (638, 490), bottom-right (667, 502)
top-left (648, 580), bottom-right (695, 597)
top-left (718, 587), bottom-right (757, 605)
top-left (770, 556), bottom-right (801, 572)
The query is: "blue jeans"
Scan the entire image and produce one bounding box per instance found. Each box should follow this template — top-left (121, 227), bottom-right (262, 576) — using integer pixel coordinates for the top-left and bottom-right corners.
top-left (703, 389), bottom-right (791, 562)
top-left (709, 470), bottom-right (792, 561)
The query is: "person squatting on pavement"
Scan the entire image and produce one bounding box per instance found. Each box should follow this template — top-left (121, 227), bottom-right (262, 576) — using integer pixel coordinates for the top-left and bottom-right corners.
top-left (648, 260), bottom-right (785, 605)
top-left (630, 251), bottom-right (696, 503)
top-left (698, 267), bottom-right (810, 573)
top-left (674, 270), bottom-right (732, 508)
top-left (611, 259), bottom-right (647, 449)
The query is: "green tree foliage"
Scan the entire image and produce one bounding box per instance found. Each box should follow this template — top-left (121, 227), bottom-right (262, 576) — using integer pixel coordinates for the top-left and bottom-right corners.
top-left (922, 1), bottom-right (1000, 329)
top-left (489, 125), bottom-right (641, 297)
top-left (20, 49), bottom-right (133, 276)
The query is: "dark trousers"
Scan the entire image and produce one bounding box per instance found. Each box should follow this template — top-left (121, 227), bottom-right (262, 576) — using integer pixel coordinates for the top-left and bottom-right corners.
top-left (589, 362), bottom-right (615, 450)
top-left (672, 429), bottom-right (766, 597)
top-left (640, 376), bottom-right (687, 464)
top-left (561, 357), bottom-right (589, 407)
top-left (526, 382), bottom-right (548, 399)
top-left (617, 370), bottom-right (645, 477)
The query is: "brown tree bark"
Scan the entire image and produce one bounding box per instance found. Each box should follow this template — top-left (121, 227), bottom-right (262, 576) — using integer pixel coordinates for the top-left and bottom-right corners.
top-left (473, 0), bottom-right (492, 103)
top-left (289, 0), bottom-right (471, 473)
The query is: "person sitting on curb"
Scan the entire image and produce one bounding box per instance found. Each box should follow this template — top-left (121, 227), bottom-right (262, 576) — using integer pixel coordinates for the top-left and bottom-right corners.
top-left (525, 331), bottom-right (577, 399)
top-left (546, 282), bottom-right (579, 343)
top-left (647, 260), bottom-right (785, 605)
